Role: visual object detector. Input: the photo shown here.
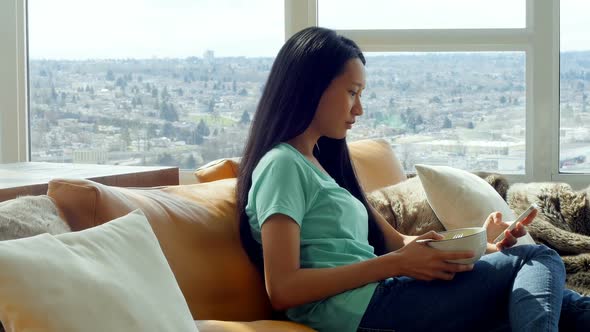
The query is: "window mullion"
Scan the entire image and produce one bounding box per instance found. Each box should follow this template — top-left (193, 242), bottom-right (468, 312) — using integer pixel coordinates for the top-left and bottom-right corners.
top-left (337, 29), bottom-right (530, 52)
top-left (529, 0), bottom-right (558, 182)
top-left (284, 0), bottom-right (317, 40)
top-left (0, 0), bottom-right (28, 163)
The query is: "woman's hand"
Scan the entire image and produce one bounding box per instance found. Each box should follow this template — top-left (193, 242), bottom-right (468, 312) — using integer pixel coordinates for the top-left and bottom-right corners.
top-left (390, 231), bottom-right (475, 281)
top-left (483, 210), bottom-right (537, 251)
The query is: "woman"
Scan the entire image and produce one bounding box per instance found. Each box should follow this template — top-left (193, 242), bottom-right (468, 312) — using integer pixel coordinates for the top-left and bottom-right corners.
top-left (236, 26), bottom-right (590, 332)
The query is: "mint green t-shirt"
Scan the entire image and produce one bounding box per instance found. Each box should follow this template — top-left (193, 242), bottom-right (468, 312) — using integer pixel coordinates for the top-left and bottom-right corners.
top-left (245, 143), bottom-right (378, 332)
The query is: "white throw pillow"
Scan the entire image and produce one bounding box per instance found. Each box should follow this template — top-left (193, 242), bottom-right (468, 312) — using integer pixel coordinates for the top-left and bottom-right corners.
top-left (415, 164), bottom-right (535, 246)
top-left (0, 209), bottom-right (199, 332)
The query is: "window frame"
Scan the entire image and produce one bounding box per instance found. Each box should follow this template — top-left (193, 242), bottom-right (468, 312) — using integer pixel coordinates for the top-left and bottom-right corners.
top-left (2, 0), bottom-right (587, 187)
top-left (288, 0), bottom-right (583, 186)
top-left (0, 0), bottom-right (28, 164)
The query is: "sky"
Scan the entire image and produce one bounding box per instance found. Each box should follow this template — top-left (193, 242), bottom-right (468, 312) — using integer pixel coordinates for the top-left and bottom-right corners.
top-left (28, 0), bottom-right (589, 60)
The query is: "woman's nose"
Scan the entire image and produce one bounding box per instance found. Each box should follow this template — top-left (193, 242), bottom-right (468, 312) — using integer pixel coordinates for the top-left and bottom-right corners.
top-left (353, 99), bottom-right (363, 116)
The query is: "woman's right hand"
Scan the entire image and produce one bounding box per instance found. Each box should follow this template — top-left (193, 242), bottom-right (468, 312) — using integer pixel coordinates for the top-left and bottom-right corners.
top-left (389, 231), bottom-right (475, 281)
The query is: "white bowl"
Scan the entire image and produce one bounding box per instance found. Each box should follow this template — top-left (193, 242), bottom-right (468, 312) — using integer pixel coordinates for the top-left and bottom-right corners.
top-left (427, 227), bottom-right (487, 264)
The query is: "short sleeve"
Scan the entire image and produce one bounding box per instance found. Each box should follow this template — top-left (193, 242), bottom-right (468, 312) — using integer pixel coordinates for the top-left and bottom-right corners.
top-left (250, 153), bottom-right (309, 227)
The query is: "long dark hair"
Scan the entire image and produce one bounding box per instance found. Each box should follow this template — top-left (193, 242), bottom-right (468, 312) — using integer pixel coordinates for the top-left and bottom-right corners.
top-left (237, 27), bottom-right (386, 273)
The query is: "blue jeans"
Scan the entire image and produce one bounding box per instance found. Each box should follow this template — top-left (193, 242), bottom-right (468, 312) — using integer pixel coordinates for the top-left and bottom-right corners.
top-left (357, 245), bottom-right (590, 332)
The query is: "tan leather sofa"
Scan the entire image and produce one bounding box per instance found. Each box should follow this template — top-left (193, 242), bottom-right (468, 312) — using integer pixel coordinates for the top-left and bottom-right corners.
top-left (47, 139), bottom-right (406, 332)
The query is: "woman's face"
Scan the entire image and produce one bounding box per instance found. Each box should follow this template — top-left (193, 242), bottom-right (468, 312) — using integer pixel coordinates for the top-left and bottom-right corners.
top-left (311, 58), bottom-right (366, 139)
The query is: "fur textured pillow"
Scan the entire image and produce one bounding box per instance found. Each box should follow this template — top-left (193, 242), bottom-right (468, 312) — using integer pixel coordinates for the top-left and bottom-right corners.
top-left (0, 195), bottom-right (70, 241)
top-left (368, 176), bottom-right (444, 236)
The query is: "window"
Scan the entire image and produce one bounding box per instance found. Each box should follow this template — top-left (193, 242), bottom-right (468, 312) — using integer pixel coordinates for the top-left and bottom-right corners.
top-left (318, 0), bottom-right (525, 30)
top-left (3, 1), bottom-right (588, 186)
top-left (318, 0), bottom-right (526, 29)
top-left (316, 0), bottom-right (532, 176)
top-left (349, 52), bottom-right (526, 173)
top-left (559, 0), bottom-right (590, 173)
top-left (27, 0), bottom-right (283, 169)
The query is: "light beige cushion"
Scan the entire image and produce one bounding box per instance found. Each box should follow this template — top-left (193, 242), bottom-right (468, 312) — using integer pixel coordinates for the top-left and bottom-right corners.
top-left (0, 209), bottom-right (198, 332)
top-left (415, 164), bottom-right (535, 245)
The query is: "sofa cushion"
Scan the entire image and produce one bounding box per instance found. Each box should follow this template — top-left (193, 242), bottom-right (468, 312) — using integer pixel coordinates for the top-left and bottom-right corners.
top-left (196, 320), bottom-right (316, 332)
top-left (194, 139), bottom-right (406, 192)
top-left (47, 178), bottom-right (272, 322)
top-left (348, 138), bottom-right (406, 192)
top-left (0, 209), bottom-right (198, 332)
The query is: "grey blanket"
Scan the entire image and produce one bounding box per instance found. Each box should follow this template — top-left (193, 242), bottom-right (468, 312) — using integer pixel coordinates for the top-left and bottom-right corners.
top-left (368, 174), bottom-right (590, 295)
top-left (507, 181), bottom-right (590, 295)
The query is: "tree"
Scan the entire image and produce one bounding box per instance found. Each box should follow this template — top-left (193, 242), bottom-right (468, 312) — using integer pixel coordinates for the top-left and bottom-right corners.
top-left (106, 70), bottom-right (115, 81)
top-left (115, 77), bottom-right (127, 89)
top-left (429, 96), bottom-right (442, 104)
top-left (51, 87), bottom-right (58, 102)
top-left (239, 110), bottom-right (251, 125)
top-left (416, 114), bottom-right (424, 125)
top-left (500, 96), bottom-right (507, 104)
top-left (160, 102), bottom-right (179, 122)
top-left (207, 99), bottom-right (215, 113)
top-left (147, 124), bottom-right (158, 138)
top-left (162, 123), bottom-right (175, 138)
top-left (157, 153), bottom-right (178, 166)
top-left (161, 86), bottom-right (170, 100)
top-left (183, 154), bottom-right (198, 170)
top-left (196, 119), bottom-right (210, 136)
top-left (467, 121), bottom-right (475, 129)
top-left (120, 127), bottom-right (131, 150)
top-left (238, 88), bottom-right (248, 96)
top-left (192, 132), bottom-right (204, 145)
top-left (442, 116), bottom-right (452, 129)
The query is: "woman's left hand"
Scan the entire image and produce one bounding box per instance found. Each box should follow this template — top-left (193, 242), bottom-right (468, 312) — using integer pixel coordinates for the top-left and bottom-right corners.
top-left (483, 210), bottom-right (537, 251)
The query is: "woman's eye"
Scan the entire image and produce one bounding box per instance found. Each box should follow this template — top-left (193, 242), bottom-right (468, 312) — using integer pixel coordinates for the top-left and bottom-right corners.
top-left (349, 91), bottom-right (357, 97)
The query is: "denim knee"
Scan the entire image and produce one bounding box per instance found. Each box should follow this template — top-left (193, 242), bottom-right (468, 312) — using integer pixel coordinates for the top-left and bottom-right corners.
top-left (515, 244), bottom-right (565, 273)
top-left (505, 243), bottom-right (561, 260)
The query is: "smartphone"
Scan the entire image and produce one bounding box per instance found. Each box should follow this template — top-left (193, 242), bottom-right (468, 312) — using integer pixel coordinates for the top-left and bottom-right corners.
top-left (493, 203), bottom-right (538, 243)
